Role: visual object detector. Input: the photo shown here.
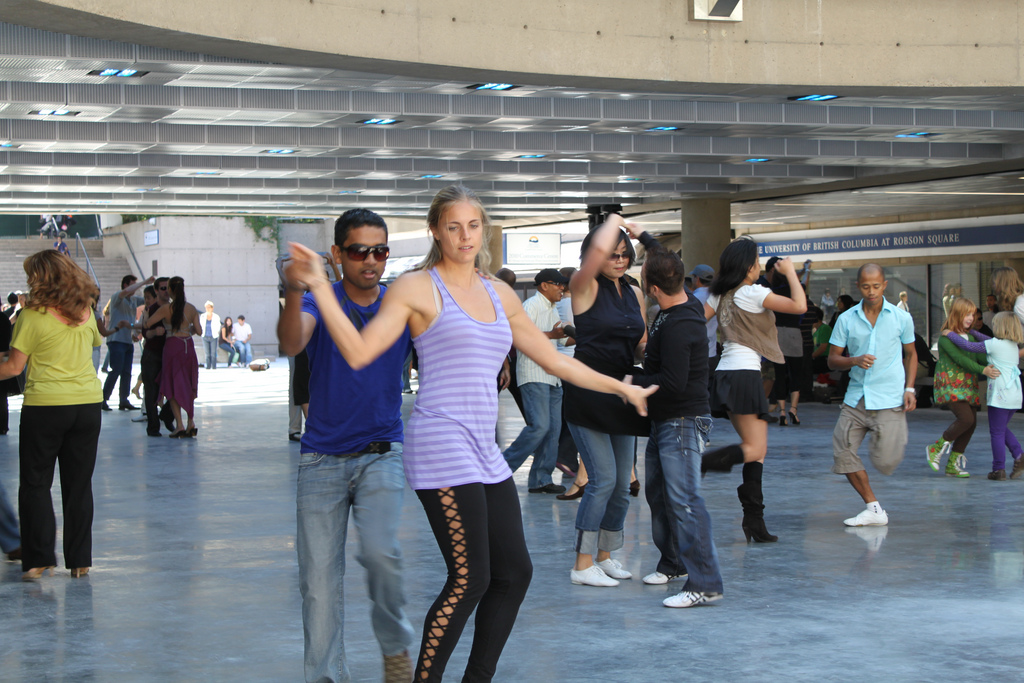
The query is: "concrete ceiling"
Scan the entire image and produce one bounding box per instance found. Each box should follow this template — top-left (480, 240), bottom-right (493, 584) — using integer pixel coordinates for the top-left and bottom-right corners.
top-left (2, 20), bottom-right (1024, 228)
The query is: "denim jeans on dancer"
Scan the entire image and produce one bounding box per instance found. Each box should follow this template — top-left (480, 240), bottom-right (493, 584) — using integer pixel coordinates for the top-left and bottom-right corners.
top-left (645, 416), bottom-right (723, 593)
top-left (503, 382), bottom-right (562, 489)
top-left (568, 423), bottom-right (635, 555)
top-left (296, 445), bottom-right (414, 683)
top-left (102, 340), bottom-right (134, 404)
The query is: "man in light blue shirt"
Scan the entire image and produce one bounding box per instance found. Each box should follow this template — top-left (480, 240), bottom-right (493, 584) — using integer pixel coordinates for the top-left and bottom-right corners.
top-left (828, 264), bottom-right (917, 528)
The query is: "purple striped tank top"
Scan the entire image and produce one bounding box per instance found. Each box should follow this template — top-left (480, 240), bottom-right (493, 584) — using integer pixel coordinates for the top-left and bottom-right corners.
top-left (404, 268), bottom-right (513, 490)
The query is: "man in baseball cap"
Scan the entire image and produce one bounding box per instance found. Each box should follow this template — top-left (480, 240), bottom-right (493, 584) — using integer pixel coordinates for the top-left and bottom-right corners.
top-left (534, 268), bottom-right (570, 287)
top-left (502, 267), bottom-right (573, 493)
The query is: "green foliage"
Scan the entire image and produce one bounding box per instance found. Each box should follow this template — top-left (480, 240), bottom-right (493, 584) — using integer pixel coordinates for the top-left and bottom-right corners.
top-left (243, 215), bottom-right (281, 249)
top-left (120, 214), bottom-right (156, 224)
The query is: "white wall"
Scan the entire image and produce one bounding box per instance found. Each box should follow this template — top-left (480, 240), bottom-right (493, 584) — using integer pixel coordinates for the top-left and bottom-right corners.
top-left (105, 217), bottom-right (282, 360)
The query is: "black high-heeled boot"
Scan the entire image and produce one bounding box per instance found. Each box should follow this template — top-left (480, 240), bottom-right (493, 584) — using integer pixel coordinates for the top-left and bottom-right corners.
top-left (701, 444), bottom-right (745, 474)
top-left (738, 462), bottom-right (778, 543)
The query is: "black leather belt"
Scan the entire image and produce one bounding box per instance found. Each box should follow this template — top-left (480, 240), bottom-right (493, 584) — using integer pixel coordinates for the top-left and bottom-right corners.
top-left (337, 441), bottom-right (392, 457)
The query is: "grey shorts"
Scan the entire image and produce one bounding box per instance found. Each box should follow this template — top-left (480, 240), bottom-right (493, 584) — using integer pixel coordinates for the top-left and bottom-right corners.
top-left (831, 398), bottom-right (908, 476)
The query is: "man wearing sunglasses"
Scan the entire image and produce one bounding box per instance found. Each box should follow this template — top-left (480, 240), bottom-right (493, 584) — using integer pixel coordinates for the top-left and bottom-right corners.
top-left (278, 208), bottom-right (414, 683)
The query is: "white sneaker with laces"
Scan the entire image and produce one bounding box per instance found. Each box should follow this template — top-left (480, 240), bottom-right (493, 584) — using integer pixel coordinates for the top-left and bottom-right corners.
top-left (570, 565), bottom-right (620, 587)
top-left (595, 558), bottom-right (632, 580)
top-left (642, 571), bottom-right (685, 585)
top-left (663, 591), bottom-right (723, 608)
top-left (843, 507), bottom-right (889, 527)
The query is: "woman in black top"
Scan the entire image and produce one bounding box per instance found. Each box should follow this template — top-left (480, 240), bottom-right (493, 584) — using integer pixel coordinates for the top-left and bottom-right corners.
top-left (564, 214), bottom-right (650, 587)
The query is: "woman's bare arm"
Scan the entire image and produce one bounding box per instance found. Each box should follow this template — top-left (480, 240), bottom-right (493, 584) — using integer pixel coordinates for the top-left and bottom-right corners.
top-left (570, 214), bottom-right (630, 315)
top-left (497, 284), bottom-right (656, 415)
top-left (0, 347), bottom-right (27, 380)
top-left (288, 242), bottom-right (419, 369)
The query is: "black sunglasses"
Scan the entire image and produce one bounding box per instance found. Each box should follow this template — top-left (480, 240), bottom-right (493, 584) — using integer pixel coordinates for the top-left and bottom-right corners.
top-left (343, 244), bottom-right (390, 261)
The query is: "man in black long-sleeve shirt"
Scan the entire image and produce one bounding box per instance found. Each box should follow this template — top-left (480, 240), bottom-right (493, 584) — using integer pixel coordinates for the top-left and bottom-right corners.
top-left (629, 235), bottom-right (724, 609)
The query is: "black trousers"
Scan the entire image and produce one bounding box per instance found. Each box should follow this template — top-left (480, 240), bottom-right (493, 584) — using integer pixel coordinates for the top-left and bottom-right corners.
top-left (415, 478), bottom-right (533, 682)
top-left (19, 403), bottom-right (101, 570)
top-left (141, 349), bottom-right (162, 434)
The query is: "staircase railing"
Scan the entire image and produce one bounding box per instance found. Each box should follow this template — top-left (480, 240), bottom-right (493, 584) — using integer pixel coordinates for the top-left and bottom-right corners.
top-left (118, 231), bottom-right (145, 277)
top-left (74, 232), bottom-right (99, 288)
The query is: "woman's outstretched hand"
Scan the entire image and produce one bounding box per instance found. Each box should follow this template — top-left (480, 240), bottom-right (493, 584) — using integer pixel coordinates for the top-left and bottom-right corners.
top-left (286, 242), bottom-right (329, 290)
top-left (620, 382), bottom-right (658, 416)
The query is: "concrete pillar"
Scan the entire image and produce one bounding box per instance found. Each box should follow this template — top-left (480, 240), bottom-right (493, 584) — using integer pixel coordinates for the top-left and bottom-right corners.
top-left (487, 224), bottom-right (503, 275)
top-left (679, 199), bottom-right (731, 274)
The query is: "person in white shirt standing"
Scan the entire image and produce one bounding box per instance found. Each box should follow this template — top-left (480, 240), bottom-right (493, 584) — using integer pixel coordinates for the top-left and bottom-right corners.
top-left (688, 264), bottom-right (717, 380)
top-left (232, 315), bottom-right (253, 367)
top-left (503, 269), bottom-right (573, 493)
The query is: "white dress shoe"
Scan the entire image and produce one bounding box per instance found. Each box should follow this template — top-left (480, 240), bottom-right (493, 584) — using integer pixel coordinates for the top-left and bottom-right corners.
top-left (570, 565), bottom-right (619, 587)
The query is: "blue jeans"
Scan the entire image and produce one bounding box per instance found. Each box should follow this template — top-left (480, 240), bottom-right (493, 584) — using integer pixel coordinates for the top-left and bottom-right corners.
top-left (233, 340), bottom-right (252, 365)
top-left (0, 479), bottom-right (19, 553)
top-left (296, 446), bottom-right (414, 683)
top-left (503, 383), bottom-right (563, 489)
top-left (646, 416), bottom-right (723, 593)
top-left (202, 336), bottom-right (217, 369)
top-left (568, 423), bottom-right (635, 555)
top-left (102, 341), bottom-right (134, 404)
top-left (218, 341), bottom-right (237, 365)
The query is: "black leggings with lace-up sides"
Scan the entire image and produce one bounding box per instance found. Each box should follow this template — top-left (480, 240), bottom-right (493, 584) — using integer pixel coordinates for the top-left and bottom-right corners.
top-left (414, 478), bottom-right (532, 682)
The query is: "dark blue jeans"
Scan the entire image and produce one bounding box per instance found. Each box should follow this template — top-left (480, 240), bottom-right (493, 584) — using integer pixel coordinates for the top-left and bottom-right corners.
top-left (645, 416), bottom-right (723, 593)
top-left (102, 341), bottom-right (134, 404)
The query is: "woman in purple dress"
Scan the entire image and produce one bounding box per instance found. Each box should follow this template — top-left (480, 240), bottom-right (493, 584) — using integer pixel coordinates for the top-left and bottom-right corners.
top-left (287, 185), bottom-right (656, 682)
top-left (141, 276), bottom-right (201, 437)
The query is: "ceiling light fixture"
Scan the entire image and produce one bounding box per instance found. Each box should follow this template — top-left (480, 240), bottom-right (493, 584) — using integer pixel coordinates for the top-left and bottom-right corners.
top-left (744, 158), bottom-right (771, 163)
top-left (89, 68), bottom-right (149, 78)
top-left (193, 171), bottom-right (221, 176)
top-left (894, 132), bottom-right (939, 138)
top-left (468, 83), bottom-right (518, 91)
top-left (789, 95), bottom-right (841, 102)
top-left (420, 174), bottom-right (444, 179)
top-left (358, 118), bottom-right (400, 125)
top-left (263, 149), bottom-right (296, 154)
top-left (35, 109), bottom-right (79, 116)
top-left (518, 154), bottom-right (546, 159)
top-left (337, 190), bottom-right (361, 194)
top-left (0, 141), bottom-right (14, 148)
top-left (646, 126), bottom-right (678, 132)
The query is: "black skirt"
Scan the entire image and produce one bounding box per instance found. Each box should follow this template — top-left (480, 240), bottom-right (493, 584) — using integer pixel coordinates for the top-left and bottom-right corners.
top-left (709, 369), bottom-right (770, 421)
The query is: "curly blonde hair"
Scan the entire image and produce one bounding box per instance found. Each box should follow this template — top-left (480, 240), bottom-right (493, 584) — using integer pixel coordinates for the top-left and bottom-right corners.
top-left (24, 249), bottom-right (96, 322)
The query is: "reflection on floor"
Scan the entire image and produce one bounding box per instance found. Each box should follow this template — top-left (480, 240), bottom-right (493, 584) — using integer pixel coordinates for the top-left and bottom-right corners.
top-left (2, 360), bottom-right (1023, 681)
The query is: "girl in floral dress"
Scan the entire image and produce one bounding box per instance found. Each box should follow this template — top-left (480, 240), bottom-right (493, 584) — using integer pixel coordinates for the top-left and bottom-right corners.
top-left (926, 298), bottom-right (999, 477)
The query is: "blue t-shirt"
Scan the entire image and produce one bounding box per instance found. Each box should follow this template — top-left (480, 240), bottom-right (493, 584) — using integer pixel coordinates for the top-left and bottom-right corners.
top-left (829, 299), bottom-right (914, 410)
top-left (300, 282), bottom-right (411, 455)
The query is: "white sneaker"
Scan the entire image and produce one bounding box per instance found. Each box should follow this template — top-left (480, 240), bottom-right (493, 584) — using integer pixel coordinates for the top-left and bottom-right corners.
top-left (642, 571), bottom-right (686, 585)
top-left (663, 591), bottom-right (723, 608)
top-left (843, 507), bottom-right (889, 527)
top-left (570, 565), bottom-right (620, 587)
top-left (596, 558), bottom-right (632, 580)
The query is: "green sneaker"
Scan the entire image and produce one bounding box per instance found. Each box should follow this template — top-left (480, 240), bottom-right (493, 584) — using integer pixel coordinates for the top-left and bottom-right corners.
top-left (926, 439), bottom-right (949, 472)
top-left (945, 452), bottom-right (970, 478)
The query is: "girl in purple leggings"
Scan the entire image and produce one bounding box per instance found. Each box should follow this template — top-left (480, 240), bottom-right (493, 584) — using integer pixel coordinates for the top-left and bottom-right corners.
top-left (943, 311), bottom-right (1024, 480)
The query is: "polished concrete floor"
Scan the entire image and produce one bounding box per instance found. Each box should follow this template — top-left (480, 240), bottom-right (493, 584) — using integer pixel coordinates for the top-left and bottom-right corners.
top-left (2, 361), bottom-right (1024, 682)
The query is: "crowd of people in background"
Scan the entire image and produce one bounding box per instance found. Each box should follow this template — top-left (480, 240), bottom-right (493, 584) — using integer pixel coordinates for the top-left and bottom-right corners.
top-left (5, 184), bottom-right (1024, 683)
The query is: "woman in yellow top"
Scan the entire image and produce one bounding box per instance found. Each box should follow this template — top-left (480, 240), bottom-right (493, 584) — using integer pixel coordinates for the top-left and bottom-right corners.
top-left (0, 250), bottom-right (104, 580)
